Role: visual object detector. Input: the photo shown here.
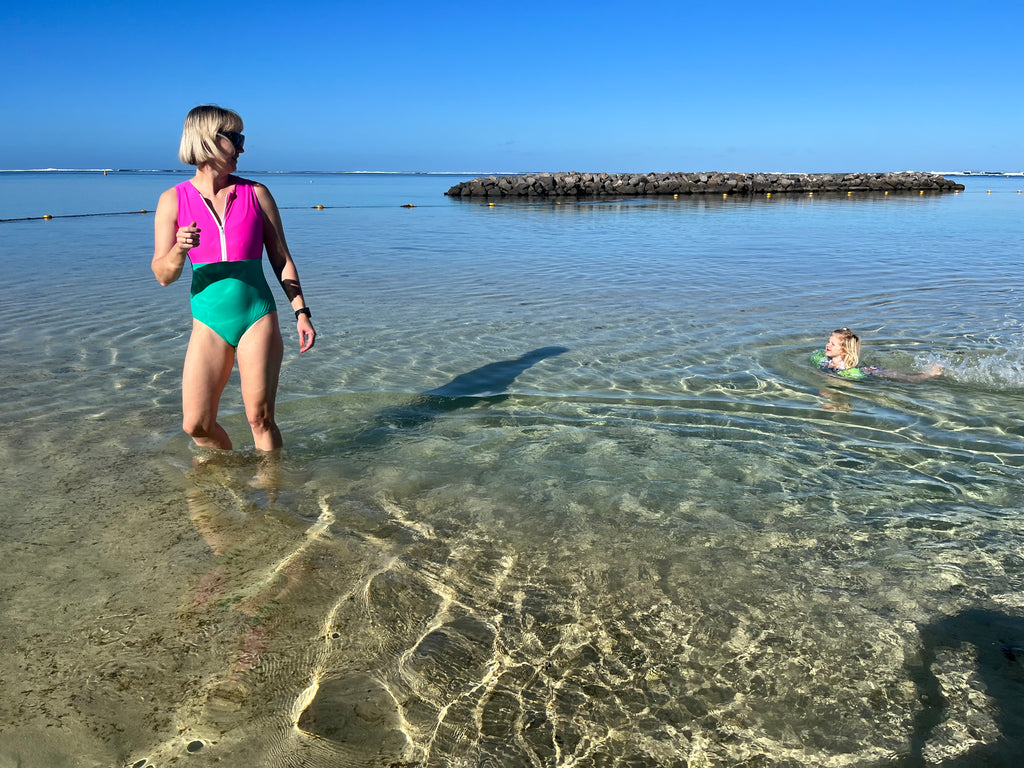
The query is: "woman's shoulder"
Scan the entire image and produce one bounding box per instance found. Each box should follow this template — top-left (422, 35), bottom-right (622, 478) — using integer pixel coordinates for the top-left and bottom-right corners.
top-left (226, 177), bottom-right (269, 211)
top-left (232, 176), bottom-right (265, 191)
top-left (156, 185), bottom-right (181, 210)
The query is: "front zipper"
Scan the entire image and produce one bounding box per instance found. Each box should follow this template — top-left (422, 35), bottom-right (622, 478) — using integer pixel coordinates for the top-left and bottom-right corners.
top-left (200, 189), bottom-right (234, 262)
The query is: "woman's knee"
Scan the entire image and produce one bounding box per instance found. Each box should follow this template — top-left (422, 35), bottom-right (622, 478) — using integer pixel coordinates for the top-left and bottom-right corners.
top-left (183, 415), bottom-right (214, 438)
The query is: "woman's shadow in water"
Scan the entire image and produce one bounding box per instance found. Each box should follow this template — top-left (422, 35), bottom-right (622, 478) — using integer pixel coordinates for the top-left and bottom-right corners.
top-left (342, 345), bottom-right (570, 444)
top-left (901, 608), bottom-right (1024, 767)
top-left (423, 346), bottom-right (569, 398)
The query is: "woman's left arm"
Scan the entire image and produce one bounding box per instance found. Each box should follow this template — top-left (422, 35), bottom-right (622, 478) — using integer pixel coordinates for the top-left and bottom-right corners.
top-left (256, 184), bottom-right (316, 353)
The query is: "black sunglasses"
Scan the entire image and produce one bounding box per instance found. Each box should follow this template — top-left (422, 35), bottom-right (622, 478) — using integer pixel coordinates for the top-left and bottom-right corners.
top-left (218, 131), bottom-right (245, 151)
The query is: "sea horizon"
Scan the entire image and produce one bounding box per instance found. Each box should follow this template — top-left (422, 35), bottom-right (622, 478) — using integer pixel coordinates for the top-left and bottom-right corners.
top-left (2, 167), bottom-right (1022, 176)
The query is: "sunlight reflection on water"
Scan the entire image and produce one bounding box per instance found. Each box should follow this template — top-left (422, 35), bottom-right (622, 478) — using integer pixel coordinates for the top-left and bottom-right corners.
top-left (1, 173), bottom-right (1023, 767)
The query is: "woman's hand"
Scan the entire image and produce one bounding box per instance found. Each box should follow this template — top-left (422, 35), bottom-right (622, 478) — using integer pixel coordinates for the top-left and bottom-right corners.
top-left (297, 315), bottom-right (316, 353)
top-left (176, 221), bottom-right (201, 251)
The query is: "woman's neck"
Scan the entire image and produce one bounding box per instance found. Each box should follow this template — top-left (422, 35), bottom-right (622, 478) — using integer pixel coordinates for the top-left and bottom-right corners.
top-left (191, 165), bottom-right (234, 197)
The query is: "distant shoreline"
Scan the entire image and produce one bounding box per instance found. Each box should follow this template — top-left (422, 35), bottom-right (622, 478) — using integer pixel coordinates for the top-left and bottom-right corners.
top-left (940, 171), bottom-right (1024, 177)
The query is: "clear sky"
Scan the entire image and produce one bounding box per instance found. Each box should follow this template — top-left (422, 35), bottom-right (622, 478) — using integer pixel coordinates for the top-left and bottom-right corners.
top-left (3, 1), bottom-right (1021, 173)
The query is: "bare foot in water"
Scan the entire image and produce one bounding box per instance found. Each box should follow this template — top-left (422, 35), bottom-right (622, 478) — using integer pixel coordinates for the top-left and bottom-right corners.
top-left (249, 452), bottom-right (281, 501)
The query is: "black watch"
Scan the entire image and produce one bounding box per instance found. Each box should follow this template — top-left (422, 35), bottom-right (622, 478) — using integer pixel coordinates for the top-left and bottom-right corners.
top-left (295, 307), bottom-right (312, 320)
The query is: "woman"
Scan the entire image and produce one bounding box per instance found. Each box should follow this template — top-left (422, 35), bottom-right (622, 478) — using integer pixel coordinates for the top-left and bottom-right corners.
top-left (152, 105), bottom-right (316, 452)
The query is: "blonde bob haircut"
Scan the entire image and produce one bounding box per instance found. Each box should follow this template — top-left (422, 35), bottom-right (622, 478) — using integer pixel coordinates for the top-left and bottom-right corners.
top-left (832, 327), bottom-right (861, 369)
top-left (178, 105), bottom-right (244, 166)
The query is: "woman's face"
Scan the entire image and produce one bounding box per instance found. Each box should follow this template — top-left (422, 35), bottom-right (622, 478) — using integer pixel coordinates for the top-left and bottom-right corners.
top-left (215, 132), bottom-right (243, 171)
top-left (825, 333), bottom-right (845, 358)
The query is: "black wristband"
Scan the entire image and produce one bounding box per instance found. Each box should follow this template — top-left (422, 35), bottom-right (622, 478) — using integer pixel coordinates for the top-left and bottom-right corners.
top-left (295, 307), bottom-right (312, 320)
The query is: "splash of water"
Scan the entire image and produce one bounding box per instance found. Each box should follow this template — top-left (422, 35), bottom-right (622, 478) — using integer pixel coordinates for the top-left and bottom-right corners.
top-left (920, 348), bottom-right (1024, 389)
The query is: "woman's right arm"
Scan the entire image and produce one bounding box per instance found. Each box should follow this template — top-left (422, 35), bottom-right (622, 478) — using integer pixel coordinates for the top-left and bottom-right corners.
top-left (152, 187), bottom-right (197, 286)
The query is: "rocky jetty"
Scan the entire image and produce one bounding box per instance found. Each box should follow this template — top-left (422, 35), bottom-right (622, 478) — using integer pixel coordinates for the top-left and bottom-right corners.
top-left (445, 171), bottom-right (964, 197)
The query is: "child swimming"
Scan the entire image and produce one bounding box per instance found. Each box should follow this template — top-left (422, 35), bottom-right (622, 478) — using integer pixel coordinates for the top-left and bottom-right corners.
top-left (814, 327), bottom-right (942, 381)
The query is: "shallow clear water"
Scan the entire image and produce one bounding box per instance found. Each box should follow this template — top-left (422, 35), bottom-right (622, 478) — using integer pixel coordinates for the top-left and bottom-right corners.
top-left (1, 172), bottom-right (1023, 767)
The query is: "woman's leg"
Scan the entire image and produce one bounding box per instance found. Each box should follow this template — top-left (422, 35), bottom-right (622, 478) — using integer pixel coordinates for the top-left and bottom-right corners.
top-left (236, 313), bottom-right (284, 452)
top-left (182, 320), bottom-right (236, 450)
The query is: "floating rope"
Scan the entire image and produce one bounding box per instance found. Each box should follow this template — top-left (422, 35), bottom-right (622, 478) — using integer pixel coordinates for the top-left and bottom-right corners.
top-left (0, 203), bottom-right (438, 223)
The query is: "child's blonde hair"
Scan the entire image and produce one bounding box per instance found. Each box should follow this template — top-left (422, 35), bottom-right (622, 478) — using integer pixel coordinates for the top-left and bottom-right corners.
top-left (832, 327), bottom-right (861, 368)
top-left (178, 105), bottom-right (243, 166)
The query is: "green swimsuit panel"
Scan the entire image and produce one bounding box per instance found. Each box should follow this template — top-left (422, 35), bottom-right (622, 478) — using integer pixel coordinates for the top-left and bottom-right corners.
top-left (190, 260), bottom-right (276, 347)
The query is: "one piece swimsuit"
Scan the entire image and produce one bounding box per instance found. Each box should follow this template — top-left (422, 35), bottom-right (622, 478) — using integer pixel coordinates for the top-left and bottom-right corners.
top-left (177, 178), bottom-right (276, 347)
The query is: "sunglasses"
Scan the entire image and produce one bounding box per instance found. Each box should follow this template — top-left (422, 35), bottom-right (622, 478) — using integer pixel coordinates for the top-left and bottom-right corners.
top-left (218, 131), bottom-right (245, 151)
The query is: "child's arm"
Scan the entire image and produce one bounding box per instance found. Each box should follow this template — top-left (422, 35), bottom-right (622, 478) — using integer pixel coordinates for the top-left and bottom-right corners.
top-left (867, 364), bottom-right (942, 382)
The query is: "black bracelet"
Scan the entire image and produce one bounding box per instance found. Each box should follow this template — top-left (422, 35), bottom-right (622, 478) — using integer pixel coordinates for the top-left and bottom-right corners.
top-left (295, 307), bottom-right (312, 319)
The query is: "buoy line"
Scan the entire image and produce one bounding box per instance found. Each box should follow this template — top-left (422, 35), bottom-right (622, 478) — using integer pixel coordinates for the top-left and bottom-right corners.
top-left (0, 209), bottom-right (151, 223)
top-left (0, 203), bottom-right (442, 223)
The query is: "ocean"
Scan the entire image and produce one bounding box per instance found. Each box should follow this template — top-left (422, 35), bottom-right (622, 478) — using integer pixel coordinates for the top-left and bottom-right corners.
top-left (1, 170), bottom-right (1022, 767)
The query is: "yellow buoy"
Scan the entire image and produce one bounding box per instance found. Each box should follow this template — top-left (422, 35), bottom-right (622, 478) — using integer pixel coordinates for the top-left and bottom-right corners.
top-left (673, 194), bottom-right (678, 199)
top-left (920, 190), bottom-right (924, 195)
top-left (43, 214), bottom-right (52, 219)
top-left (722, 193), bottom-right (727, 198)
top-left (488, 202), bottom-right (495, 207)
top-left (139, 209), bottom-right (148, 213)
top-left (766, 192), bottom-right (771, 198)
top-left (809, 192), bottom-right (813, 196)
top-left (400, 203), bottom-right (415, 208)
top-left (884, 191), bottom-right (889, 195)
top-left (988, 190), bottom-right (992, 194)
top-left (316, 204), bottom-right (324, 210)
top-left (847, 191), bottom-right (852, 196)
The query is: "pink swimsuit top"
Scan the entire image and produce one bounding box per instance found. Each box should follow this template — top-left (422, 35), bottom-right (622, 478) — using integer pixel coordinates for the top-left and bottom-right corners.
top-left (176, 177), bottom-right (264, 265)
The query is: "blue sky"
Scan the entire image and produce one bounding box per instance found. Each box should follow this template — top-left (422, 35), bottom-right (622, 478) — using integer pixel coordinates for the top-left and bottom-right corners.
top-left (3, 1), bottom-right (1021, 173)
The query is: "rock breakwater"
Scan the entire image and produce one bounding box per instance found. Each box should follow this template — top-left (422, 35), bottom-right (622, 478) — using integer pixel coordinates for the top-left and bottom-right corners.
top-left (445, 171), bottom-right (964, 197)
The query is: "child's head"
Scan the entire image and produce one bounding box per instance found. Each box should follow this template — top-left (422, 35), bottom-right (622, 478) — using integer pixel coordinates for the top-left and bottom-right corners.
top-left (826, 327), bottom-right (860, 368)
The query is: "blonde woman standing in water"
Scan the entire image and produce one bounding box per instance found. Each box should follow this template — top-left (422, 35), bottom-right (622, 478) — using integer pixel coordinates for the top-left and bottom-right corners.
top-left (152, 105), bottom-right (316, 453)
